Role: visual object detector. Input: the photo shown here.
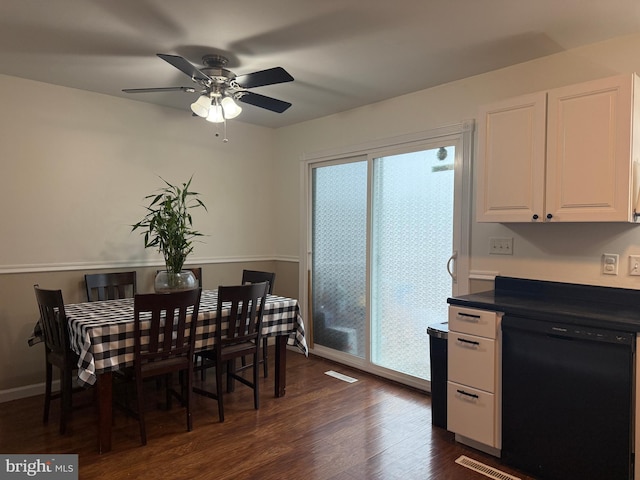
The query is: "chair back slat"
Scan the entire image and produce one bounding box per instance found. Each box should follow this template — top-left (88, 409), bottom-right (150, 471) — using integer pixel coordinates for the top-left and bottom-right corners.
top-left (134, 289), bottom-right (201, 365)
top-left (85, 272), bottom-right (137, 301)
top-left (217, 282), bottom-right (269, 347)
top-left (241, 270), bottom-right (275, 294)
top-left (34, 285), bottom-right (70, 356)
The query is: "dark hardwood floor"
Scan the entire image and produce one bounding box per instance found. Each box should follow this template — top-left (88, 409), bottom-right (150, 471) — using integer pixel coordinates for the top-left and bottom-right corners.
top-left (0, 351), bottom-right (536, 479)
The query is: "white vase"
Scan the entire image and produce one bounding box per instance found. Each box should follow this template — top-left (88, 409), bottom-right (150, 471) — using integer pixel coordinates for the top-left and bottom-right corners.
top-left (154, 270), bottom-right (197, 293)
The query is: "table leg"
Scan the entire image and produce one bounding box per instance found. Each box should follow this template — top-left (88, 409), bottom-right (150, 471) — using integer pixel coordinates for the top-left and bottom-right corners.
top-left (274, 336), bottom-right (287, 397)
top-left (96, 372), bottom-right (112, 454)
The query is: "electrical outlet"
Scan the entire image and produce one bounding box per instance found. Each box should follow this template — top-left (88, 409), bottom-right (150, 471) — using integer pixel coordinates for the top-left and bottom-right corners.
top-left (629, 255), bottom-right (640, 275)
top-left (602, 253), bottom-right (619, 275)
top-left (489, 237), bottom-right (513, 255)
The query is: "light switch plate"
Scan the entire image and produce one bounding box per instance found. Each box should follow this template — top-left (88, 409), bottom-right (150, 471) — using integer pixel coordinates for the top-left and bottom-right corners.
top-left (489, 237), bottom-right (513, 255)
top-left (629, 255), bottom-right (640, 275)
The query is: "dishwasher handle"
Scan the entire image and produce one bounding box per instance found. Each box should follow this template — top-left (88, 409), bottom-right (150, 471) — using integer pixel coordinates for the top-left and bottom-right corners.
top-left (502, 315), bottom-right (635, 346)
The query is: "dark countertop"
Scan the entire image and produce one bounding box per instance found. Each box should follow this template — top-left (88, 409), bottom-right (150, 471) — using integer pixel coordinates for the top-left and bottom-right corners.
top-left (447, 276), bottom-right (640, 332)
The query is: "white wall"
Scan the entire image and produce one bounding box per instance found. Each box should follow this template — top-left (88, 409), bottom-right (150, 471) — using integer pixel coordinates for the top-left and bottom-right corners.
top-left (274, 32), bottom-right (640, 290)
top-left (0, 74), bottom-right (276, 272)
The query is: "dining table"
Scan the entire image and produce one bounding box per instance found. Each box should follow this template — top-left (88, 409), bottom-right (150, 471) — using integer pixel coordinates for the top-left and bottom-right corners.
top-left (30, 289), bottom-right (308, 453)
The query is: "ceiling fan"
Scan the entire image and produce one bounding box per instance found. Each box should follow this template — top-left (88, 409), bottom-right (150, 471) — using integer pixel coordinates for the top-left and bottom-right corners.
top-left (123, 53), bottom-right (294, 129)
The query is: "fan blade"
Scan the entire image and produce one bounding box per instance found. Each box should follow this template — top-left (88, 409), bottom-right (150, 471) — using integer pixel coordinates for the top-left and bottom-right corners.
top-left (157, 54), bottom-right (211, 83)
top-left (234, 67), bottom-right (294, 88)
top-left (237, 91), bottom-right (292, 113)
top-left (122, 86), bottom-right (197, 93)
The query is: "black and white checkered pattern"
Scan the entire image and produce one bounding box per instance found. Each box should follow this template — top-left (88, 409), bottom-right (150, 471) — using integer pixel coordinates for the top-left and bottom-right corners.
top-left (61, 291), bottom-right (307, 386)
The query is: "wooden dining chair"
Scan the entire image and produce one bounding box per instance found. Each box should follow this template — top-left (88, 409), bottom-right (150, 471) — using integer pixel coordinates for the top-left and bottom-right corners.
top-left (240, 270), bottom-right (275, 377)
top-left (34, 285), bottom-right (80, 435)
top-left (193, 282), bottom-right (269, 422)
top-left (118, 289), bottom-right (201, 445)
top-left (84, 271), bottom-right (137, 302)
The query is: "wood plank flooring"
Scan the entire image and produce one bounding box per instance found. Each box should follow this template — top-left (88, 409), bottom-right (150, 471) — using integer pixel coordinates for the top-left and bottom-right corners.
top-left (0, 351), bottom-right (536, 479)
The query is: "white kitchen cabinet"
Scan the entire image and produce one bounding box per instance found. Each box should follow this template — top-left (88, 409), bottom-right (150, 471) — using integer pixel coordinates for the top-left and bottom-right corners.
top-left (447, 382), bottom-right (496, 447)
top-left (448, 331), bottom-right (495, 392)
top-left (477, 74), bottom-right (640, 223)
top-left (447, 305), bottom-right (502, 456)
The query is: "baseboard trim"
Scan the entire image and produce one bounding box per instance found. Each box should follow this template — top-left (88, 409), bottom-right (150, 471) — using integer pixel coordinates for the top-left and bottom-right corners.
top-left (0, 381), bottom-right (53, 403)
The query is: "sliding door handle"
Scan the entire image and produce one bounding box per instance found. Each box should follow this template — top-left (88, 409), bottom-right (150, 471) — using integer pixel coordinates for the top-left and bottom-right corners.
top-left (447, 251), bottom-right (457, 283)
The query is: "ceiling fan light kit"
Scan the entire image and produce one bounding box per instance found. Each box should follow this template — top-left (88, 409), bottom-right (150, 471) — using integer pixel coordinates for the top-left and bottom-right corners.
top-left (123, 53), bottom-right (294, 141)
top-left (191, 94), bottom-right (243, 123)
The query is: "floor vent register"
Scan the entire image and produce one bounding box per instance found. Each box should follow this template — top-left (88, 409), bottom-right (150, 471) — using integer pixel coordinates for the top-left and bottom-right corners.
top-left (324, 370), bottom-right (358, 383)
top-left (455, 456), bottom-right (521, 480)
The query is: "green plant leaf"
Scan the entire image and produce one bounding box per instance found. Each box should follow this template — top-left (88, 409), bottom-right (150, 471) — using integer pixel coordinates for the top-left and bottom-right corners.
top-left (131, 175), bottom-right (208, 274)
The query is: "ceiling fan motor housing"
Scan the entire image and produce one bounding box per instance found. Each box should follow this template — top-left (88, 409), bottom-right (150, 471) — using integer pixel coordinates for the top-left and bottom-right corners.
top-left (201, 55), bottom-right (236, 85)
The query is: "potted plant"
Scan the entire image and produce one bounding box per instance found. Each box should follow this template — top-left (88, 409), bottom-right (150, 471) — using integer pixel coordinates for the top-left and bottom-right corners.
top-left (132, 175), bottom-right (207, 292)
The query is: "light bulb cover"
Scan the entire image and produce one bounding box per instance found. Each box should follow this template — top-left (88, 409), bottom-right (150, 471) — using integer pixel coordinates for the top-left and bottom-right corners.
top-left (191, 95), bottom-right (211, 118)
top-left (221, 96), bottom-right (242, 119)
top-left (206, 104), bottom-right (225, 123)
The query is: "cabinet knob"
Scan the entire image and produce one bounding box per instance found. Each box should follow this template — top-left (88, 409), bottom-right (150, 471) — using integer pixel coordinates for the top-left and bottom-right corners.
top-left (532, 214), bottom-right (539, 220)
top-left (546, 213), bottom-right (553, 220)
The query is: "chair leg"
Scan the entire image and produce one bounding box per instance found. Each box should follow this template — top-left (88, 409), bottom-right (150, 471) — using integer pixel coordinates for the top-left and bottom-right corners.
top-left (136, 375), bottom-right (147, 445)
top-left (197, 354), bottom-right (207, 381)
top-left (226, 359), bottom-right (235, 393)
top-left (215, 359), bottom-right (224, 422)
top-left (262, 337), bottom-right (269, 378)
top-left (43, 361), bottom-right (53, 424)
top-left (253, 352), bottom-right (260, 410)
top-left (186, 366), bottom-right (193, 432)
top-left (165, 374), bottom-right (172, 410)
top-left (59, 367), bottom-right (72, 435)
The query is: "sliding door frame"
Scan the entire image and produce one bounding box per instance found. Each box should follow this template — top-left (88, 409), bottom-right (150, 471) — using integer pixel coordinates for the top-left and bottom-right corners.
top-left (299, 121), bottom-right (474, 390)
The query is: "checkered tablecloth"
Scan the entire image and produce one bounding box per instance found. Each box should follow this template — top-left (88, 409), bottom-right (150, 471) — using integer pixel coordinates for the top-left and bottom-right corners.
top-left (34, 291), bottom-right (307, 387)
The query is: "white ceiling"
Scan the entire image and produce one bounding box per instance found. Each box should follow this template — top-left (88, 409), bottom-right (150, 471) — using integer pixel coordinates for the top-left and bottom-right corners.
top-left (2, 0), bottom-right (640, 128)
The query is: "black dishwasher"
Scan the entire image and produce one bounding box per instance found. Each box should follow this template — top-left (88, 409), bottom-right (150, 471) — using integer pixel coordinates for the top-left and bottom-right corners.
top-left (502, 315), bottom-right (635, 480)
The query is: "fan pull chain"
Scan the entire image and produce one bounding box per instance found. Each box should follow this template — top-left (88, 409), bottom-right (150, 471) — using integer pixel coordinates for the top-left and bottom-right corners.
top-left (212, 96), bottom-right (229, 142)
top-left (213, 115), bottom-right (229, 142)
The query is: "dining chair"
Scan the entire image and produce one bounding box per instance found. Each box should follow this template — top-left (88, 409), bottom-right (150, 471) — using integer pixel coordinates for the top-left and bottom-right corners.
top-left (84, 271), bottom-right (137, 302)
top-left (117, 289), bottom-right (201, 445)
top-left (240, 270), bottom-right (275, 377)
top-left (193, 282), bottom-right (269, 422)
top-left (34, 285), bottom-right (80, 435)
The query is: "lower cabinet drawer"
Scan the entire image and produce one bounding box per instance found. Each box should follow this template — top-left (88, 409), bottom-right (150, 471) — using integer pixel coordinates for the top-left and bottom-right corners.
top-left (448, 332), bottom-right (496, 392)
top-left (447, 381), bottom-right (496, 447)
top-left (449, 306), bottom-right (498, 339)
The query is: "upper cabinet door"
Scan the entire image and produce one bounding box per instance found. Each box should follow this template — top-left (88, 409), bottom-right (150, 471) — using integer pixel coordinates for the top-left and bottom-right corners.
top-left (476, 92), bottom-right (547, 222)
top-left (546, 74), bottom-right (636, 222)
top-left (477, 73), bottom-right (640, 223)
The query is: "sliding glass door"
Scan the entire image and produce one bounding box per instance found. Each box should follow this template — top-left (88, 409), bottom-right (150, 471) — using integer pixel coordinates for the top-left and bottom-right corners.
top-left (370, 147), bottom-right (454, 379)
top-left (311, 160), bottom-right (368, 357)
top-left (304, 124), bottom-right (472, 390)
